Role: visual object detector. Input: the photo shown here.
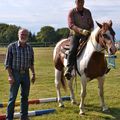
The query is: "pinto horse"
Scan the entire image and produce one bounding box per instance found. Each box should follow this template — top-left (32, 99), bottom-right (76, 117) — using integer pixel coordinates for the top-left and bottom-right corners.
top-left (53, 20), bottom-right (116, 115)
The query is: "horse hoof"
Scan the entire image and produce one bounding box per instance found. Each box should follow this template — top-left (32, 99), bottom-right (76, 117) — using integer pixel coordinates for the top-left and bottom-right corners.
top-left (59, 104), bottom-right (64, 108)
top-left (79, 112), bottom-right (85, 116)
top-left (103, 108), bottom-right (110, 114)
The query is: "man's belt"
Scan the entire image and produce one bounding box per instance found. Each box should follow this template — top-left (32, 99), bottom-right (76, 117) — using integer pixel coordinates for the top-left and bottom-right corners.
top-left (19, 70), bottom-right (26, 74)
top-left (12, 69), bottom-right (29, 74)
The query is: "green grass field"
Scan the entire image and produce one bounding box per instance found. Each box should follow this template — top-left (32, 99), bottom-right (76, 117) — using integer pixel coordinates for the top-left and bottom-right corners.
top-left (0, 47), bottom-right (120, 120)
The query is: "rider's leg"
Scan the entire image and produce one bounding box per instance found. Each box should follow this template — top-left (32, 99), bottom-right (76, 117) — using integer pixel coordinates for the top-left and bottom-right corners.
top-left (65, 35), bottom-right (81, 80)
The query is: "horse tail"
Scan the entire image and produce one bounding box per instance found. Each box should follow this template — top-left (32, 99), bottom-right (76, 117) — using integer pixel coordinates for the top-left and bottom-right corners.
top-left (61, 69), bottom-right (67, 91)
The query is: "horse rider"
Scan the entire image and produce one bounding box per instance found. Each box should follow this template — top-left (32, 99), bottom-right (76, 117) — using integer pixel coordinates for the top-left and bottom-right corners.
top-left (64, 0), bottom-right (94, 80)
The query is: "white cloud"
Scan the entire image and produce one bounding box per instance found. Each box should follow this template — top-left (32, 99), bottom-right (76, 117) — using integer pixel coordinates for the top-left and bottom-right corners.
top-left (0, 0), bottom-right (119, 39)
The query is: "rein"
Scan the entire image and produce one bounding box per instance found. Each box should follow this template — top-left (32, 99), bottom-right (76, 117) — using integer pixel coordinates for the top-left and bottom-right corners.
top-left (90, 36), bottom-right (106, 53)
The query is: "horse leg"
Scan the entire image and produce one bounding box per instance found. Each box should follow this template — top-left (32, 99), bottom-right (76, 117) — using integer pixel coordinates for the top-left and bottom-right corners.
top-left (68, 77), bottom-right (76, 105)
top-left (55, 68), bottom-right (64, 107)
top-left (79, 75), bottom-right (87, 115)
top-left (97, 76), bottom-right (109, 112)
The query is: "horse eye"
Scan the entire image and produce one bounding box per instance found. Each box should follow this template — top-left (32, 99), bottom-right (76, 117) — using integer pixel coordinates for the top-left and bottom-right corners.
top-left (102, 34), bottom-right (110, 40)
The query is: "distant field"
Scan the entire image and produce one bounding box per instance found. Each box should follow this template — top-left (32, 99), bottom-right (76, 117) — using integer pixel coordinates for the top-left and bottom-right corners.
top-left (0, 47), bottom-right (120, 120)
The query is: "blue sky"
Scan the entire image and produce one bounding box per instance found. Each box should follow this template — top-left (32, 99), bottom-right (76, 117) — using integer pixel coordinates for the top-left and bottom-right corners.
top-left (0, 0), bottom-right (119, 40)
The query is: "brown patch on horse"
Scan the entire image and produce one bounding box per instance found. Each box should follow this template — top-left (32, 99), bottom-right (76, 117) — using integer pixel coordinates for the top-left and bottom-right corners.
top-left (84, 52), bottom-right (107, 80)
top-left (54, 39), bottom-right (70, 71)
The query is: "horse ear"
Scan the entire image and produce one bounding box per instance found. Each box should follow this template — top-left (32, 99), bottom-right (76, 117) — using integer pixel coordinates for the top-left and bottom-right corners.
top-left (96, 21), bottom-right (102, 28)
top-left (109, 20), bottom-right (112, 27)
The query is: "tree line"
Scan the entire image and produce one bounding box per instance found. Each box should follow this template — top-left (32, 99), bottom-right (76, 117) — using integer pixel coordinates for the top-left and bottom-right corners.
top-left (0, 23), bottom-right (70, 45)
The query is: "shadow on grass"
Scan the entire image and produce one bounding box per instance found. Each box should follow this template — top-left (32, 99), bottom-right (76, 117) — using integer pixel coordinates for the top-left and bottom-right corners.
top-left (56, 103), bottom-right (120, 120)
top-left (108, 107), bottom-right (120, 120)
top-left (85, 104), bottom-right (120, 120)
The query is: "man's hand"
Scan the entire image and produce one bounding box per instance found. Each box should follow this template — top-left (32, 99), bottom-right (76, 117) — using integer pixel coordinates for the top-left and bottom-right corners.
top-left (31, 74), bottom-right (35, 84)
top-left (82, 29), bottom-right (90, 36)
top-left (79, 29), bottom-right (90, 36)
top-left (8, 75), bottom-right (14, 85)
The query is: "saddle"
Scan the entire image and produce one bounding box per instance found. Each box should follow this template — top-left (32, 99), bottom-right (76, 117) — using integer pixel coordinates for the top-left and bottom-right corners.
top-left (61, 37), bottom-right (88, 59)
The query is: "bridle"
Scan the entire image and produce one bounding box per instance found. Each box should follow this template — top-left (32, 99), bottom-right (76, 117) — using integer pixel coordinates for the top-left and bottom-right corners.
top-left (90, 29), bottom-right (107, 53)
top-left (97, 30), bottom-right (108, 49)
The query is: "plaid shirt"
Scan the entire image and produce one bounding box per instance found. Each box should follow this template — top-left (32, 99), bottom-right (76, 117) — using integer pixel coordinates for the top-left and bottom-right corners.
top-left (4, 41), bottom-right (34, 70)
top-left (68, 8), bottom-right (94, 30)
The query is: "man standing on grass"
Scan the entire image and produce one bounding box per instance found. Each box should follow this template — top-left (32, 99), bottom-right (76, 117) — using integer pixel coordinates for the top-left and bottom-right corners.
top-left (4, 28), bottom-right (36, 120)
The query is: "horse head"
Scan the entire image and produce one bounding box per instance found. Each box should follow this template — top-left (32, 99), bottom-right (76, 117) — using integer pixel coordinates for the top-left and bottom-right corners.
top-left (96, 20), bottom-right (117, 55)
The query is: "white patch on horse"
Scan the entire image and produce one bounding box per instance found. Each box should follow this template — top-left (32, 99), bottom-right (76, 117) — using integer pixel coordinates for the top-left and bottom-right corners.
top-left (64, 57), bottom-right (67, 67)
top-left (77, 27), bottom-right (100, 75)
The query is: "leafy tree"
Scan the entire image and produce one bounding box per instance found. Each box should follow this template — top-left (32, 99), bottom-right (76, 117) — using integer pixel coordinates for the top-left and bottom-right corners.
top-left (28, 32), bottom-right (37, 42)
top-left (4, 25), bottom-right (20, 43)
top-left (0, 23), bottom-right (8, 33)
top-left (0, 23), bottom-right (70, 45)
top-left (36, 26), bottom-right (59, 43)
top-left (0, 24), bottom-right (19, 43)
top-left (56, 27), bottom-right (70, 40)
top-left (0, 24), bottom-right (9, 43)
top-left (0, 23), bottom-right (36, 44)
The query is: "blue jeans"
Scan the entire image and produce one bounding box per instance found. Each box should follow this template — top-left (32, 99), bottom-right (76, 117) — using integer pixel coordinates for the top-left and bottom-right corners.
top-left (6, 70), bottom-right (30, 120)
top-left (67, 35), bottom-right (81, 67)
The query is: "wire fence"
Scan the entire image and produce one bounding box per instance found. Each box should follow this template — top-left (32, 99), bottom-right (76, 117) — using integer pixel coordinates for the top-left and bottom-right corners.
top-left (0, 42), bottom-right (56, 47)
